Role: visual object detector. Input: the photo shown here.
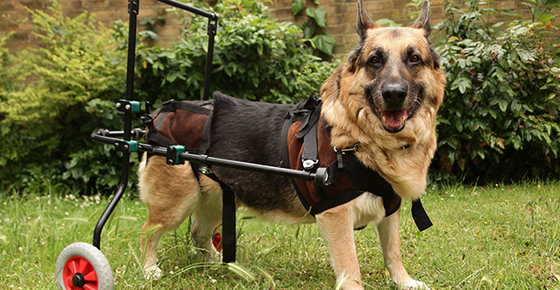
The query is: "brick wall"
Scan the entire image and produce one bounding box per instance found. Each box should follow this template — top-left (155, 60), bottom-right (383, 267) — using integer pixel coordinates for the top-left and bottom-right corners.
top-left (0, 0), bottom-right (530, 55)
top-left (266, 0), bottom-right (530, 54)
top-left (0, 0), bottom-right (185, 52)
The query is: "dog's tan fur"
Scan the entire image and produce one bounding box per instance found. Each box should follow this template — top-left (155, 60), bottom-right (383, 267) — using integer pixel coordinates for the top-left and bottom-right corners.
top-left (322, 6), bottom-right (445, 201)
top-left (138, 1), bottom-right (445, 289)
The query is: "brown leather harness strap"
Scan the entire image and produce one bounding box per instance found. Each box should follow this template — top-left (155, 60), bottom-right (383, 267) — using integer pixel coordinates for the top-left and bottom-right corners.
top-left (282, 98), bottom-right (432, 232)
top-left (145, 100), bottom-right (213, 154)
top-left (281, 99), bottom-right (401, 218)
top-left (143, 100), bottom-right (214, 179)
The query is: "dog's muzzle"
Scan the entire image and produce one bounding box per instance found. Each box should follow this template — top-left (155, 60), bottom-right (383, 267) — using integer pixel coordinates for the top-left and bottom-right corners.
top-left (373, 83), bottom-right (418, 133)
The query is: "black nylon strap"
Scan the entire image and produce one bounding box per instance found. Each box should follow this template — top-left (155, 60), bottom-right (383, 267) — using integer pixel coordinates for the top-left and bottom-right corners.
top-left (301, 118), bottom-right (319, 171)
top-left (281, 115), bottom-right (317, 216)
top-left (199, 110), bottom-right (213, 154)
top-left (146, 131), bottom-right (176, 147)
top-left (412, 199), bottom-right (433, 231)
top-left (297, 103), bottom-right (322, 171)
top-left (155, 111), bottom-right (170, 129)
top-left (158, 101), bottom-right (213, 115)
top-left (342, 153), bottom-right (398, 201)
top-left (314, 186), bottom-right (364, 213)
top-left (295, 102), bottom-right (322, 139)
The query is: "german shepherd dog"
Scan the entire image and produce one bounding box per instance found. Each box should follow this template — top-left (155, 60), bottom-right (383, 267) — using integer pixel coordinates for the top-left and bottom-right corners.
top-left (138, 0), bottom-right (445, 289)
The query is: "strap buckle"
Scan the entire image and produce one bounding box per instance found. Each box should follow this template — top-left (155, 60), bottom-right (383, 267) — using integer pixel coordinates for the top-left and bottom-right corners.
top-left (333, 143), bottom-right (364, 154)
top-left (302, 159), bottom-right (318, 171)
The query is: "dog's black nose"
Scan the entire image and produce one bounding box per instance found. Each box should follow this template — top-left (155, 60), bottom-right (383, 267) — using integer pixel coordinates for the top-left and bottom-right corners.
top-left (382, 84), bottom-right (407, 106)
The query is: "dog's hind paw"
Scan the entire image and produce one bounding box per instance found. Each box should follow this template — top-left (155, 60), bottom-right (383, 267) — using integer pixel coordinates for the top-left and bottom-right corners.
top-left (144, 265), bottom-right (163, 280)
top-left (399, 279), bottom-right (430, 290)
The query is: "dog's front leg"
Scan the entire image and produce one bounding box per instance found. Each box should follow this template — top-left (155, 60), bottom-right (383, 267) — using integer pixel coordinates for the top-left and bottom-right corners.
top-left (316, 203), bottom-right (363, 290)
top-left (378, 208), bottom-right (429, 289)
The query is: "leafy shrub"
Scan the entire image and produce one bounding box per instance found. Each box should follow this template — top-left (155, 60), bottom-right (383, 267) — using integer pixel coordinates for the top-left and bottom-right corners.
top-left (0, 0), bottom-right (128, 193)
top-left (135, 0), bottom-right (340, 104)
top-left (1, 0), bottom-right (340, 194)
top-left (291, 0), bottom-right (336, 55)
top-left (433, 0), bottom-right (560, 183)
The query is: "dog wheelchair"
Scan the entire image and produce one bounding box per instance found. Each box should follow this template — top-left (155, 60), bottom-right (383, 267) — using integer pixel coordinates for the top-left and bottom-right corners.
top-left (54, 0), bottom-right (329, 289)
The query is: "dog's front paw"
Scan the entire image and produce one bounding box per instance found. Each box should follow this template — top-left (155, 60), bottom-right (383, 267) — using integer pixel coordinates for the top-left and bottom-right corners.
top-left (398, 279), bottom-right (430, 290)
top-left (144, 265), bottom-right (163, 280)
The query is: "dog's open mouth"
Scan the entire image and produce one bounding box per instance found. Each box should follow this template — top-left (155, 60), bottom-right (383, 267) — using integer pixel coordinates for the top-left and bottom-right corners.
top-left (375, 102), bottom-right (418, 133)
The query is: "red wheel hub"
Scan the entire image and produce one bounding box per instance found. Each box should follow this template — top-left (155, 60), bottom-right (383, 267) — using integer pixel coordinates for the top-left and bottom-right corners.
top-left (213, 224), bottom-right (223, 252)
top-left (63, 256), bottom-right (98, 290)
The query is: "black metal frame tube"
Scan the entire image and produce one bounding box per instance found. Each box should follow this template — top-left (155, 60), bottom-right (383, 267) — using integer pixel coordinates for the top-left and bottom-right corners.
top-left (93, 0), bottom-right (140, 250)
top-left (203, 18), bottom-right (217, 100)
top-left (91, 134), bottom-right (328, 186)
top-left (92, 0), bottom-right (219, 251)
top-left (157, 0), bottom-right (218, 20)
top-left (156, 0), bottom-right (218, 101)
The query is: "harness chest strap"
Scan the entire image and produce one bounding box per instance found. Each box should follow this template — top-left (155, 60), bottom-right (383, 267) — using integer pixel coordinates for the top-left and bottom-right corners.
top-left (282, 100), bottom-right (432, 231)
top-left (329, 141), bottom-right (432, 231)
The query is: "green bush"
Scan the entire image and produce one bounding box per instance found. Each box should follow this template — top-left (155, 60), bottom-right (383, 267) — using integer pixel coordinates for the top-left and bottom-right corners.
top-left (0, 0), bottom-right (339, 194)
top-left (0, 0), bottom-right (128, 193)
top-left (433, 0), bottom-right (560, 183)
top-left (291, 0), bottom-right (337, 56)
top-left (135, 0), bottom-right (339, 104)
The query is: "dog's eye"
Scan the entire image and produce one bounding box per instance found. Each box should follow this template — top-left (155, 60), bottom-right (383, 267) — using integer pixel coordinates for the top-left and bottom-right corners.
top-left (410, 54), bottom-right (421, 64)
top-left (368, 55), bottom-right (382, 66)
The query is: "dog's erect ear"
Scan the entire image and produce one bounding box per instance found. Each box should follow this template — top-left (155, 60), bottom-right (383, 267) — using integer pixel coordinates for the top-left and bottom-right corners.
top-left (412, 0), bottom-right (432, 36)
top-left (357, 0), bottom-right (378, 41)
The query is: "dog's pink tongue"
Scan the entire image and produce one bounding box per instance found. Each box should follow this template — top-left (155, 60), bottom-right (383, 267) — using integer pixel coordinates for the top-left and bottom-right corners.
top-left (381, 110), bottom-right (407, 129)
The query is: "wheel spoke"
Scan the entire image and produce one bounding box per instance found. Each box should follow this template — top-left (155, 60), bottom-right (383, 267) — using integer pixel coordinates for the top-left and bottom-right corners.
top-left (84, 271), bottom-right (98, 282)
top-left (77, 257), bottom-right (89, 273)
top-left (69, 259), bottom-right (79, 275)
top-left (57, 243), bottom-right (112, 290)
top-left (65, 276), bottom-right (75, 288)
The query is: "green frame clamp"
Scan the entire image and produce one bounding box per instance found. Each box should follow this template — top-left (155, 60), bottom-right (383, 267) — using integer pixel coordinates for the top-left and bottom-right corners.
top-left (166, 145), bottom-right (186, 165)
top-left (116, 99), bottom-right (141, 113)
top-left (114, 140), bottom-right (139, 152)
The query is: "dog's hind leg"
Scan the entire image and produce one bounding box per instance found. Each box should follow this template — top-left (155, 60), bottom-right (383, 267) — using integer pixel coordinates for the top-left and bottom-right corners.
top-left (316, 203), bottom-right (363, 290)
top-left (138, 155), bottom-right (201, 280)
top-left (377, 208), bottom-right (429, 289)
top-left (190, 174), bottom-right (223, 262)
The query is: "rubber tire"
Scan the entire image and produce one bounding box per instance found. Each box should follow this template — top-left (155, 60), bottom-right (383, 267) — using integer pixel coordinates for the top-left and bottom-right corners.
top-left (55, 242), bottom-right (114, 290)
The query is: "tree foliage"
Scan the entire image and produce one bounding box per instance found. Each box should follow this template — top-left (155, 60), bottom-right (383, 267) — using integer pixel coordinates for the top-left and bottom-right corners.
top-left (0, 0), bottom-right (339, 194)
top-left (433, 0), bottom-right (560, 183)
top-left (135, 0), bottom-right (339, 104)
top-left (0, 0), bottom-right (127, 193)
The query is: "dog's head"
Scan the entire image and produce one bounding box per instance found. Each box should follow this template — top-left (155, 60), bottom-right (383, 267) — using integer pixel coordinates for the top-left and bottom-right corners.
top-left (322, 0), bottom-right (445, 141)
top-left (353, 0), bottom-right (444, 133)
top-left (321, 0), bottom-right (446, 199)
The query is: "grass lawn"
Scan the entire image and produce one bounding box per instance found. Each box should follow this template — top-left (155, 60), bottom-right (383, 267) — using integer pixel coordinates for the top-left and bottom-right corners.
top-left (0, 181), bottom-right (559, 289)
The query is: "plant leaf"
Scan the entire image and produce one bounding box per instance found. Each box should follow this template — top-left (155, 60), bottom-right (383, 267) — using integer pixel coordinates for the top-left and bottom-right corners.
top-left (292, 0), bottom-right (305, 16)
top-left (311, 33), bottom-right (336, 55)
top-left (299, 22), bottom-right (315, 39)
top-left (306, 7), bottom-right (327, 28)
top-left (538, 12), bottom-right (555, 23)
top-left (376, 19), bottom-right (403, 27)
